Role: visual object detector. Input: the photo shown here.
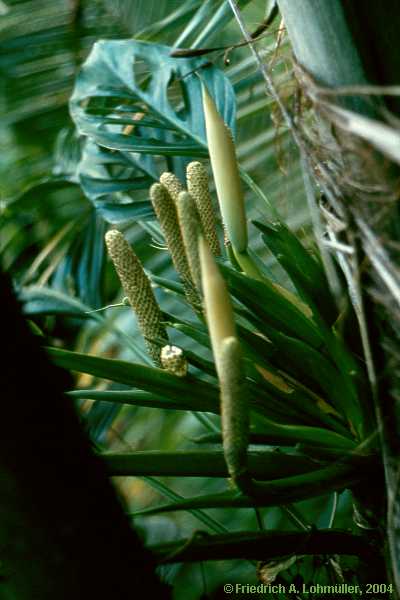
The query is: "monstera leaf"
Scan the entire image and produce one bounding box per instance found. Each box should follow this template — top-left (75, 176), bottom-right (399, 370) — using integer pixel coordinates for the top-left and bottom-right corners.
top-left (77, 139), bottom-right (156, 223)
top-left (70, 39), bottom-right (235, 222)
top-left (70, 39), bottom-right (235, 160)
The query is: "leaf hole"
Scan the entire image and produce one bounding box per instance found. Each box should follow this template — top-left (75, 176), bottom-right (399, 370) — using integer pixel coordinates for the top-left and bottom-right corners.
top-left (132, 57), bottom-right (152, 92)
top-left (167, 74), bottom-right (188, 120)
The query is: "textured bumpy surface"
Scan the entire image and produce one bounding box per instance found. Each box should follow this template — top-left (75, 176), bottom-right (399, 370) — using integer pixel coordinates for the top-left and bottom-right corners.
top-left (105, 230), bottom-right (167, 366)
top-left (219, 336), bottom-right (249, 484)
top-left (186, 161), bottom-right (221, 256)
top-left (159, 172), bottom-right (185, 203)
top-left (176, 191), bottom-right (202, 290)
top-left (150, 182), bottom-right (201, 308)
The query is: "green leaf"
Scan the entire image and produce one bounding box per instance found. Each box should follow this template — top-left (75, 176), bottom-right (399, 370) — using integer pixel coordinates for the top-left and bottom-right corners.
top-left (195, 427), bottom-right (356, 450)
top-left (133, 462), bottom-right (367, 513)
top-left (247, 378), bottom-right (325, 428)
top-left (245, 360), bottom-right (350, 435)
top-left (70, 39), bottom-right (236, 157)
top-left (47, 347), bottom-right (219, 409)
top-left (253, 219), bottom-right (337, 323)
top-left (11, 177), bottom-right (78, 206)
top-left (295, 443), bottom-right (378, 464)
top-left (59, 355), bottom-right (354, 448)
top-left (95, 201), bottom-right (154, 224)
top-left (174, 0), bottom-right (221, 48)
top-left (78, 139), bottom-right (156, 223)
top-left (237, 307), bottom-right (364, 437)
top-left (238, 325), bottom-right (351, 436)
top-left (166, 319), bottom-right (211, 349)
top-left (181, 349), bottom-right (216, 377)
top-left (0, 0), bottom-right (126, 196)
top-left (74, 211), bottom-right (106, 308)
top-left (122, 0), bottom-right (201, 41)
top-left (250, 327), bottom-right (358, 422)
top-left (19, 286), bottom-right (97, 319)
top-left (152, 275), bottom-right (186, 298)
top-left (68, 389), bottom-right (217, 414)
top-left (178, 0), bottom-right (253, 49)
top-left (253, 417), bottom-right (355, 450)
top-left (221, 264), bottom-right (323, 350)
top-left (140, 475), bottom-right (228, 535)
top-left (100, 449), bottom-right (320, 479)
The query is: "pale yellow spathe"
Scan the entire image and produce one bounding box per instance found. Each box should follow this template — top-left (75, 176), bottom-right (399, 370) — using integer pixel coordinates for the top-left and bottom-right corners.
top-left (201, 84), bottom-right (248, 252)
top-left (199, 236), bottom-right (236, 376)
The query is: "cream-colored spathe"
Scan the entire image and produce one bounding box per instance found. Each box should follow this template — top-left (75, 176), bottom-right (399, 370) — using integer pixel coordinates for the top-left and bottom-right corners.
top-left (199, 236), bottom-right (236, 376)
top-left (201, 83), bottom-right (248, 253)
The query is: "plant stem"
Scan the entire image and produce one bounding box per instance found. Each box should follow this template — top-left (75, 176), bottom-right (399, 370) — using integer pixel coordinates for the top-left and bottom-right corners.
top-left (151, 529), bottom-right (379, 564)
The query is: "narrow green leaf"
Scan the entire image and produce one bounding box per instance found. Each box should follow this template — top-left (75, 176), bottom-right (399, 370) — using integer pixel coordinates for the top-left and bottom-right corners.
top-left (221, 265), bottom-right (323, 349)
top-left (68, 389), bottom-right (215, 413)
top-left (245, 362), bottom-right (349, 435)
top-left (252, 328), bottom-right (357, 421)
top-left (238, 309), bottom-right (363, 435)
top-left (133, 462), bottom-right (367, 513)
top-left (47, 347), bottom-right (219, 409)
top-left (188, 0), bottom-right (253, 48)
top-left (253, 219), bottom-right (337, 323)
top-left (100, 449), bottom-right (320, 479)
top-left (12, 177), bottom-right (78, 206)
top-left (140, 476), bottom-right (228, 535)
top-left (195, 428), bottom-right (356, 450)
top-left (167, 321), bottom-right (211, 349)
top-left (19, 287), bottom-right (98, 319)
top-left (152, 275), bottom-right (186, 298)
top-left (76, 211), bottom-right (106, 308)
